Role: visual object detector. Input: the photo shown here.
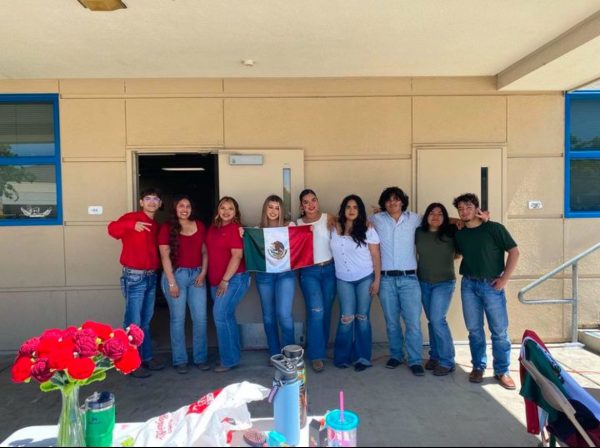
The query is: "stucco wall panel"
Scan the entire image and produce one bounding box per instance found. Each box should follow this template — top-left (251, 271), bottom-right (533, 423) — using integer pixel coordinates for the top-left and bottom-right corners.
top-left (66, 289), bottom-right (124, 328)
top-left (125, 78), bottom-right (223, 94)
top-left (0, 291), bottom-right (66, 350)
top-left (224, 78), bottom-right (412, 95)
top-left (507, 95), bottom-right (564, 155)
top-left (60, 79), bottom-right (125, 95)
top-left (60, 99), bottom-right (126, 158)
top-left (64, 226), bottom-right (122, 286)
top-left (413, 96), bottom-right (506, 143)
top-left (506, 219), bottom-right (564, 277)
top-left (126, 98), bottom-right (224, 146)
top-left (62, 162), bottom-right (127, 222)
top-left (564, 279), bottom-right (600, 328)
top-left (507, 158), bottom-right (564, 216)
top-left (224, 97), bottom-right (412, 157)
top-left (0, 227), bottom-right (65, 288)
top-left (0, 80), bottom-right (58, 93)
top-left (564, 220), bottom-right (600, 275)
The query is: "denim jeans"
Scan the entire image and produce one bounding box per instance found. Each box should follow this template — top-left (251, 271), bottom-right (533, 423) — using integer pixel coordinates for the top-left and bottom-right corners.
top-left (210, 272), bottom-right (250, 368)
top-left (461, 277), bottom-right (511, 375)
top-left (379, 275), bottom-right (423, 366)
top-left (420, 280), bottom-right (456, 369)
top-left (255, 271), bottom-right (296, 356)
top-left (334, 274), bottom-right (373, 367)
top-left (299, 262), bottom-right (337, 361)
top-left (161, 268), bottom-right (208, 366)
top-left (120, 268), bottom-right (157, 362)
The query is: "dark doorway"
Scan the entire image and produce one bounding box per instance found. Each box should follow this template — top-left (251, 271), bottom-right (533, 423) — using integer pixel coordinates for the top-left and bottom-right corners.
top-left (137, 152), bottom-right (219, 359)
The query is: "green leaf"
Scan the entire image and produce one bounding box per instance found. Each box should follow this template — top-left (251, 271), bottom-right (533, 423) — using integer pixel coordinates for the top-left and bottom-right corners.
top-left (40, 381), bottom-right (60, 393)
top-left (80, 370), bottom-right (107, 386)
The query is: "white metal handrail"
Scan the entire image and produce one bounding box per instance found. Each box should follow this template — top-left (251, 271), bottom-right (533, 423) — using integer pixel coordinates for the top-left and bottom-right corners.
top-left (518, 241), bottom-right (600, 344)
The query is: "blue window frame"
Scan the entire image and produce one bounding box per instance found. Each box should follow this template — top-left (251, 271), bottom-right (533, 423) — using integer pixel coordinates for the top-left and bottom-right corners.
top-left (565, 91), bottom-right (600, 218)
top-left (0, 94), bottom-right (62, 226)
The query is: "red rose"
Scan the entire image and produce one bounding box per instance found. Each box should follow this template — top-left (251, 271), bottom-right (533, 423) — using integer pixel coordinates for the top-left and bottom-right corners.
top-left (62, 326), bottom-right (78, 340)
top-left (11, 356), bottom-right (33, 383)
top-left (126, 325), bottom-right (144, 347)
top-left (112, 329), bottom-right (129, 345)
top-left (37, 329), bottom-right (63, 357)
top-left (47, 339), bottom-right (76, 371)
top-left (114, 347), bottom-right (141, 374)
top-left (31, 358), bottom-right (53, 383)
top-left (73, 329), bottom-right (98, 358)
top-left (18, 337), bottom-right (40, 358)
top-left (82, 321), bottom-right (113, 341)
top-left (101, 337), bottom-right (128, 361)
top-left (67, 356), bottom-right (96, 380)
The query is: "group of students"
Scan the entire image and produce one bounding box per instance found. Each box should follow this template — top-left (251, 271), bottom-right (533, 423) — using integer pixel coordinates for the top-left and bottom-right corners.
top-left (108, 186), bottom-right (520, 390)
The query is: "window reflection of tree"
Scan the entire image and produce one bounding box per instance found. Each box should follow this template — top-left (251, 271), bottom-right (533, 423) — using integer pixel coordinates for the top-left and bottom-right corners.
top-left (0, 145), bottom-right (36, 218)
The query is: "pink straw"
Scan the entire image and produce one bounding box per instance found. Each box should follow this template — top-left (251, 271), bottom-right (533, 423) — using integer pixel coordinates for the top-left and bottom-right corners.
top-left (340, 390), bottom-right (345, 423)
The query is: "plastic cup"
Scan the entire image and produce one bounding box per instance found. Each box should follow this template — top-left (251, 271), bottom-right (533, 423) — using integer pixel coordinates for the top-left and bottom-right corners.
top-left (325, 410), bottom-right (359, 447)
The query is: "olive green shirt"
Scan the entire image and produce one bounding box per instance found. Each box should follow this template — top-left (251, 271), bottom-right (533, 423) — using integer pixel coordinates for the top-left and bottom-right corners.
top-left (454, 221), bottom-right (517, 279)
top-left (415, 228), bottom-right (456, 284)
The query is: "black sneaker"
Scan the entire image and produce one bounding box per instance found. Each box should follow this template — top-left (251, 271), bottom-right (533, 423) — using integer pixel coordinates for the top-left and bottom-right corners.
top-left (385, 358), bottom-right (402, 369)
top-left (174, 364), bottom-right (189, 374)
top-left (130, 367), bottom-right (151, 379)
top-left (354, 362), bottom-right (371, 372)
top-left (410, 365), bottom-right (426, 376)
top-left (142, 359), bottom-right (165, 371)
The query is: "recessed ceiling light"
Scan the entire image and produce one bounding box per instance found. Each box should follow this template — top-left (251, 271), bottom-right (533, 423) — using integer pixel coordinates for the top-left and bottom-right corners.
top-left (161, 167), bottom-right (206, 172)
top-left (242, 59), bottom-right (255, 67)
top-left (77, 0), bottom-right (127, 11)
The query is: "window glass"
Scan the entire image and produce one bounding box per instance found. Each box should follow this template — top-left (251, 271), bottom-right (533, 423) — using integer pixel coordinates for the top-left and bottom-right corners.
top-left (0, 165), bottom-right (58, 220)
top-left (0, 103), bottom-right (55, 157)
top-left (570, 159), bottom-right (600, 212)
top-left (570, 98), bottom-right (600, 151)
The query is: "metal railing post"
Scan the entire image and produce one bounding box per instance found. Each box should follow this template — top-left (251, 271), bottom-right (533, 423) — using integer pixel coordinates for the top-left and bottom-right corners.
top-left (572, 262), bottom-right (579, 344)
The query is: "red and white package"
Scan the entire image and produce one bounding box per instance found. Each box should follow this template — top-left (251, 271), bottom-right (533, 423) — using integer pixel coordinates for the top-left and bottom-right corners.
top-left (115, 381), bottom-right (269, 447)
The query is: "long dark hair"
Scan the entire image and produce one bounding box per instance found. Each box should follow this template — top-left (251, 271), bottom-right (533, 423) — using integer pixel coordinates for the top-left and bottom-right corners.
top-left (169, 195), bottom-right (195, 267)
top-left (338, 194), bottom-right (369, 247)
top-left (420, 203), bottom-right (455, 241)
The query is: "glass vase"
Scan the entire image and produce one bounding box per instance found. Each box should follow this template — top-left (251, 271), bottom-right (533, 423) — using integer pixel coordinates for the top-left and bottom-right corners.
top-left (57, 384), bottom-right (85, 447)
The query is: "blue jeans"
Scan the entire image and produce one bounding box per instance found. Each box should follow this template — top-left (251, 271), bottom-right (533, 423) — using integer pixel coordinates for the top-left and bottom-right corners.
top-left (334, 274), bottom-right (373, 367)
top-left (161, 268), bottom-right (208, 366)
top-left (299, 262), bottom-right (337, 361)
top-left (210, 272), bottom-right (250, 368)
top-left (461, 277), bottom-right (511, 375)
top-left (420, 280), bottom-right (456, 369)
top-left (379, 275), bottom-right (423, 366)
top-left (120, 268), bottom-right (157, 362)
top-left (255, 271), bottom-right (296, 356)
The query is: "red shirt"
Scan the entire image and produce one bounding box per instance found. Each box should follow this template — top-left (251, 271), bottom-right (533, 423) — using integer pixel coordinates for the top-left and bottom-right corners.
top-left (205, 222), bottom-right (246, 287)
top-left (158, 221), bottom-right (206, 269)
top-left (107, 211), bottom-right (160, 270)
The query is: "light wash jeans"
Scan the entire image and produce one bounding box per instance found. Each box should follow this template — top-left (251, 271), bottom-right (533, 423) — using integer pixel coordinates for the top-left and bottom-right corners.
top-left (461, 277), bottom-right (511, 375)
top-left (161, 268), bottom-right (208, 366)
top-left (420, 279), bottom-right (456, 369)
top-left (334, 274), bottom-right (373, 367)
top-left (210, 272), bottom-right (250, 368)
top-left (379, 275), bottom-right (423, 366)
top-left (255, 271), bottom-right (296, 356)
top-left (120, 268), bottom-right (157, 362)
top-left (299, 262), bottom-right (337, 361)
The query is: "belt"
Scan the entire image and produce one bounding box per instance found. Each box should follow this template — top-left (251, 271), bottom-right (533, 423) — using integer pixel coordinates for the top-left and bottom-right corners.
top-left (381, 270), bottom-right (416, 277)
top-left (316, 259), bottom-right (334, 267)
top-left (123, 267), bottom-right (157, 276)
top-left (463, 275), bottom-right (498, 283)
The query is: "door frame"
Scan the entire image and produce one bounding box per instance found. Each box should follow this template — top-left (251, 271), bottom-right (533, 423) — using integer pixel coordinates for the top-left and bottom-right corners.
top-left (411, 143), bottom-right (508, 223)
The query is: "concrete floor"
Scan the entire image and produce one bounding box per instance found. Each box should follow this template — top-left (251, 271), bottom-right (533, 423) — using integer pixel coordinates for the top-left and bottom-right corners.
top-left (2, 343), bottom-right (600, 447)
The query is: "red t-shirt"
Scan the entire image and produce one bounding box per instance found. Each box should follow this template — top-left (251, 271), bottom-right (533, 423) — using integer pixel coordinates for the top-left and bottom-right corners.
top-left (158, 221), bottom-right (206, 269)
top-left (205, 222), bottom-right (246, 287)
top-left (107, 211), bottom-right (160, 270)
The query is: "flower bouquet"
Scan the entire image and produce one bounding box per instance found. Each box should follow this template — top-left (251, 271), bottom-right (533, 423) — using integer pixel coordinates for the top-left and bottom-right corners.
top-left (11, 321), bottom-right (144, 447)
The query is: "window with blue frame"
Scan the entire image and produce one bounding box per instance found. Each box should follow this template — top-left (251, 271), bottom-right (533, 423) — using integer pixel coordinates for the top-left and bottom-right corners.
top-left (0, 94), bottom-right (62, 226)
top-left (566, 91), bottom-right (600, 218)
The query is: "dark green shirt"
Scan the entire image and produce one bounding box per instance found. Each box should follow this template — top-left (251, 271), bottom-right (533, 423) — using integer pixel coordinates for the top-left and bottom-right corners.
top-left (415, 228), bottom-right (456, 284)
top-left (454, 221), bottom-right (517, 279)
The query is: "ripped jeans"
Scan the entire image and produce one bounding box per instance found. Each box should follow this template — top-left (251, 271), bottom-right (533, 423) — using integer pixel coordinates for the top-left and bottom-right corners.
top-left (334, 274), bottom-right (373, 367)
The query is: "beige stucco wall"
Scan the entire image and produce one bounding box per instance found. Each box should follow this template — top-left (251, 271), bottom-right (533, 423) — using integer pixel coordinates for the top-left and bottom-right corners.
top-left (0, 76), bottom-right (596, 351)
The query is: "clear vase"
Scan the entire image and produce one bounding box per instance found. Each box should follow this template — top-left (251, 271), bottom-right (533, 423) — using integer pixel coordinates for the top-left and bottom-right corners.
top-left (57, 384), bottom-right (85, 447)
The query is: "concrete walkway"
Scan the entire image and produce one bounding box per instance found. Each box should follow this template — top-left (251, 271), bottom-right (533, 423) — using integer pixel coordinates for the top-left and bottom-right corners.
top-left (2, 343), bottom-right (600, 446)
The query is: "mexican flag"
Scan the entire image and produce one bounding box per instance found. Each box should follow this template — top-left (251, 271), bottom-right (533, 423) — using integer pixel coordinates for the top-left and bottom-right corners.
top-left (243, 226), bottom-right (314, 273)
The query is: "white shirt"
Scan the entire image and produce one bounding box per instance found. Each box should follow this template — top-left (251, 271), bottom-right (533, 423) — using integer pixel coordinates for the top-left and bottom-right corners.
top-left (297, 213), bottom-right (333, 264)
top-left (370, 211), bottom-right (421, 271)
top-left (330, 228), bottom-right (380, 282)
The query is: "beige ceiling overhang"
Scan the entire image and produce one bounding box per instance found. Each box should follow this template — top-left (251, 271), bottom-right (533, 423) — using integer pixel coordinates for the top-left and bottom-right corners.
top-left (1, 0), bottom-right (600, 91)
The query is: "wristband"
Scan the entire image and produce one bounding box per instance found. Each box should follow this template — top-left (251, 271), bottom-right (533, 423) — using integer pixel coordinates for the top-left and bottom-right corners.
top-left (169, 283), bottom-right (176, 288)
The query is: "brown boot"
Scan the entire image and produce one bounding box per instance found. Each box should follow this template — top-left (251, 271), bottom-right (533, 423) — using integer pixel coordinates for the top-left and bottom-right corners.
top-left (311, 360), bottom-right (325, 373)
top-left (469, 368), bottom-right (484, 383)
top-left (495, 374), bottom-right (516, 390)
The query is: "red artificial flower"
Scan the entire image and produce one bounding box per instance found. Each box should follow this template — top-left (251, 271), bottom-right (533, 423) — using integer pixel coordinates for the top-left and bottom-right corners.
top-left (82, 321), bottom-right (113, 342)
top-left (11, 356), bottom-right (33, 383)
top-left (62, 326), bottom-right (79, 341)
top-left (73, 329), bottom-right (98, 358)
top-left (18, 337), bottom-right (40, 358)
top-left (47, 339), bottom-right (76, 371)
top-left (31, 358), bottom-right (54, 383)
top-left (126, 325), bottom-right (144, 347)
top-left (101, 337), bottom-right (128, 361)
top-left (114, 347), bottom-right (141, 374)
top-left (36, 329), bottom-right (64, 357)
top-left (67, 356), bottom-right (96, 380)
